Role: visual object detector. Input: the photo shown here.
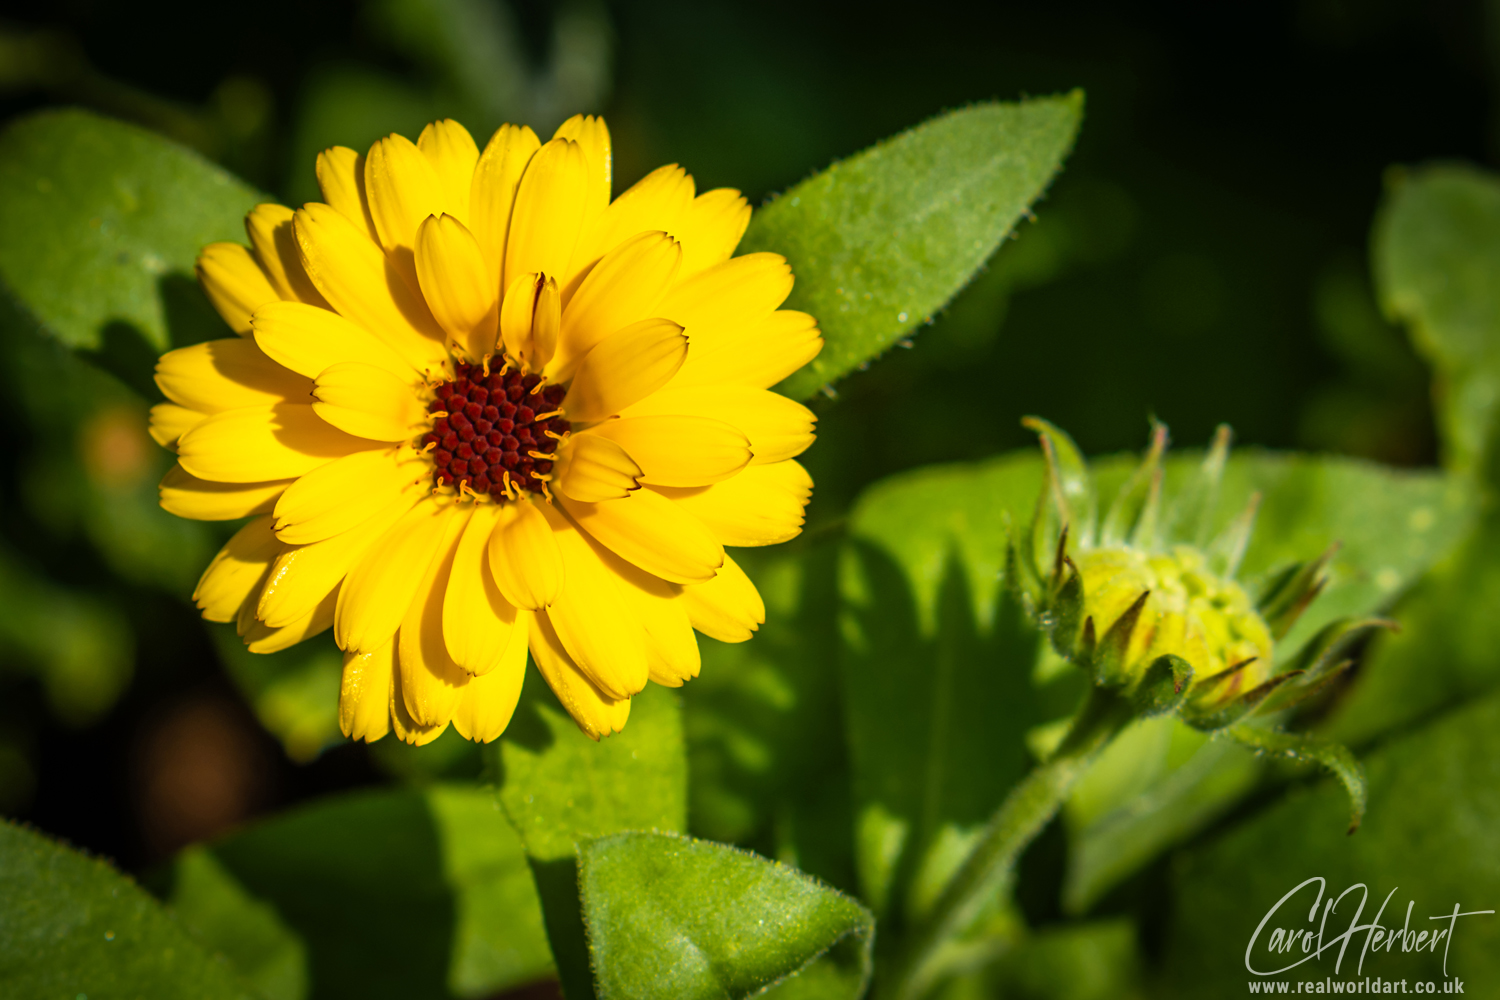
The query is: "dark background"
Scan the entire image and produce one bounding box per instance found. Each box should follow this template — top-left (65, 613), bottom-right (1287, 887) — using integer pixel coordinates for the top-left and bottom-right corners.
top-left (0, 0), bottom-right (1489, 882)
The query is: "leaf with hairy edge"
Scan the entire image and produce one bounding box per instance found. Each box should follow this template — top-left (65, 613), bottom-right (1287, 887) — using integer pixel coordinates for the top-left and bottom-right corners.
top-left (161, 783), bottom-right (553, 1000)
top-left (742, 93), bottom-right (1083, 400)
top-left (0, 820), bottom-right (252, 999)
top-left (579, 832), bottom-right (874, 1000)
top-left (0, 109), bottom-right (262, 359)
top-left (497, 674), bottom-right (686, 1000)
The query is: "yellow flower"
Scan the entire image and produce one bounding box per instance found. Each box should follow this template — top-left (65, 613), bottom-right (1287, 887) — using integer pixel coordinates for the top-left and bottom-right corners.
top-left (151, 116), bottom-right (822, 744)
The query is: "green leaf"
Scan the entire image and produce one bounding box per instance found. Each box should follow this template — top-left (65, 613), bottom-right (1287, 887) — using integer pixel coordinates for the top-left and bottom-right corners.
top-left (843, 442), bottom-right (1474, 923)
top-left (1373, 163), bottom-right (1500, 473)
top-left (1158, 689), bottom-right (1500, 995)
top-left (0, 108), bottom-right (262, 359)
top-left (161, 783), bottom-right (552, 1000)
top-left (578, 831), bottom-right (874, 1000)
top-left (0, 820), bottom-right (252, 999)
top-left (497, 674), bottom-right (686, 999)
top-left (841, 451), bottom-right (1072, 928)
top-left (742, 94), bottom-right (1083, 399)
top-left (683, 542), bottom-right (856, 892)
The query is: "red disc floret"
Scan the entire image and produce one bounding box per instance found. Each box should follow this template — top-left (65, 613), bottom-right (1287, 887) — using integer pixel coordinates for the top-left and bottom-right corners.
top-left (422, 363), bottom-right (569, 497)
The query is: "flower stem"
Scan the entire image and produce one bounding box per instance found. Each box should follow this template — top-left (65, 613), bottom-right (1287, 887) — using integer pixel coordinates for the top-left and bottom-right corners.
top-left (882, 685), bottom-right (1132, 1000)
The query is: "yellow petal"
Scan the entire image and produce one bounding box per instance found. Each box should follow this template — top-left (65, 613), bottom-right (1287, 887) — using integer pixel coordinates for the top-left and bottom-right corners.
top-left (337, 500), bottom-right (455, 653)
top-left (444, 503), bottom-right (522, 675)
top-left (550, 231), bottom-right (682, 380)
top-left (313, 362), bottom-right (428, 441)
top-left (341, 638), bottom-right (394, 742)
top-left (587, 415), bottom-right (750, 487)
top-left (576, 164), bottom-right (695, 267)
top-left (365, 132), bottom-right (448, 289)
top-left (530, 609), bottom-right (630, 740)
top-left (397, 506), bottom-right (473, 726)
top-left (160, 464), bottom-right (288, 520)
top-left (652, 459), bottom-right (811, 547)
top-left (197, 241), bottom-right (279, 335)
top-left (622, 385), bottom-right (815, 465)
top-left (561, 317), bottom-right (686, 423)
top-left (676, 188), bottom-right (751, 277)
top-left (251, 300), bottom-right (415, 382)
top-left (417, 119), bottom-right (479, 222)
top-left (194, 516), bottom-right (279, 622)
top-left (293, 202), bottom-right (449, 374)
top-left (155, 337), bottom-right (314, 413)
top-left (470, 123), bottom-right (541, 276)
top-left (504, 138), bottom-right (590, 292)
top-left (556, 487), bottom-right (722, 585)
top-left (273, 447), bottom-right (423, 545)
top-left (243, 587), bottom-right (337, 654)
top-left (450, 617), bottom-right (528, 742)
top-left (499, 271), bottom-right (559, 373)
top-left (552, 115), bottom-right (611, 269)
top-left (317, 145), bottom-right (379, 243)
top-left (487, 496), bottom-right (562, 610)
top-left (390, 647), bottom-right (448, 745)
top-left (149, 402), bottom-right (206, 449)
top-left (669, 309), bottom-right (823, 391)
top-left (656, 252), bottom-right (793, 354)
top-left (554, 434), bottom-right (642, 503)
top-left (534, 500), bottom-right (648, 699)
top-left (415, 214), bottom-right (499, 360)
top-left (680, 553), bottom-right (764, 642)
top-left (603, 553), bottom-right (699, 687)
top-left (246, 203), bottom-right (329, 306)
top-left (178, 403), bottom-right (380, 483)
top-left (258, 484), bottom-right (422, 628)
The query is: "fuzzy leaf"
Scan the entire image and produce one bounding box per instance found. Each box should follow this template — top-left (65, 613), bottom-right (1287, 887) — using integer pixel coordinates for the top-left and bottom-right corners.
top-left (160, 783), bottom-right (552, 1000)
top-left (1159, 691), bottom-right (1500, 994)
top-left (1227, 724), bottom-right (1365, 832)
top-left (579, 832), bottom-right (873, 1000)
top-left (1374, 163), bottom-right (1500, 473)
top-left (497, 673), bottom-right (686, 999)
top-left (0, 820), bottom-right (252, 999)
top-left (0, 109), bottom-right (262, 361)
top-left (742, 94), bottom-right (1083, 399)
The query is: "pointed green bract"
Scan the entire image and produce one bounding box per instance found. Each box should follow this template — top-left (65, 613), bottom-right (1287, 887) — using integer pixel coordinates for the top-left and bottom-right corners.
top-left (742, 93), bottom-right (1083, 400)
top-left (0, 820), bottom-right (253, 999)
top-left (579, 832), bottom-right (873, 1000)
top-left (0, 109), bottom-right (262, 357)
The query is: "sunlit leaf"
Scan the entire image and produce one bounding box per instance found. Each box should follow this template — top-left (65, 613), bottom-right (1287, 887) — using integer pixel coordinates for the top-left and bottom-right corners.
top-left (742, 93), bottom-right (1084, 399)
top-left (162, 783), bottom-right (552, 1000)
top-left (579, 831), bottom-right (873, 1000)
top-left (0, 820), bottom-right (251, 999)
top-left (0, 108), bottom-right (262, 360)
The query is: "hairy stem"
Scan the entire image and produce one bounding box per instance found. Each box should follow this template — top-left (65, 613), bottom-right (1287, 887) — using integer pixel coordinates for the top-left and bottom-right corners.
top-left (882, 685), bottom-right (1131, 1000)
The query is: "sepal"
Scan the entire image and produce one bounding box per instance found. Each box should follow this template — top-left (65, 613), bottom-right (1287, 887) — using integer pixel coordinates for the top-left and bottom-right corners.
top-left (1228, 724), bottom-right (1368, 834)
top-left (1257, 544), bottom-right (1339, 639)
top-left (1130, 654), bottom-right (1194, 717)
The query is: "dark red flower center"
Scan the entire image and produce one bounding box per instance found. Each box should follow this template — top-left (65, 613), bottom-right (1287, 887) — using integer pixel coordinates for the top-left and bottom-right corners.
top-left (421, 362), bottom-right (569, 497)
